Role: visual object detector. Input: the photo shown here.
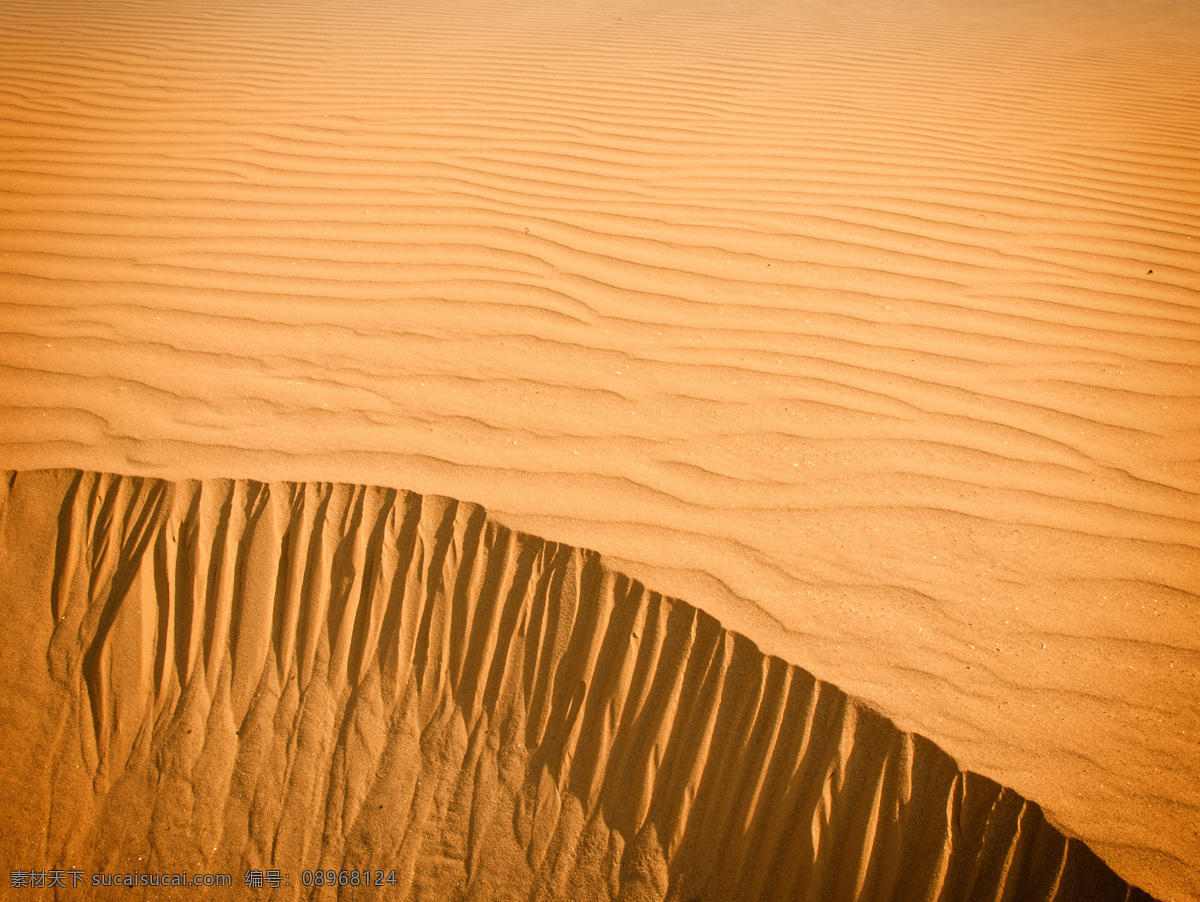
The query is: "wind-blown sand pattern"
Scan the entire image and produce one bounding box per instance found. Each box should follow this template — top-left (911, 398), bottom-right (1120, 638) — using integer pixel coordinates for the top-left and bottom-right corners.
top-left (0, 0), bottom-right (1198, 898)
top-left (0, 470), bottom-right (1159, 900)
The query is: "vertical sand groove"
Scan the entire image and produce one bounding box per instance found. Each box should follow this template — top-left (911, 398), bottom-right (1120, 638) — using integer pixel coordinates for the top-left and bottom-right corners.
top-left (0, 468), bottom-right (1157, 901)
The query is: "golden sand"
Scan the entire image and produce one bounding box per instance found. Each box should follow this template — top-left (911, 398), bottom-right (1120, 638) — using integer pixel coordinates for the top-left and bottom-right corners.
top-left (0, 470), bottom-right (1162, 899)
top-left (1, 0), bottom-right (1197, 898)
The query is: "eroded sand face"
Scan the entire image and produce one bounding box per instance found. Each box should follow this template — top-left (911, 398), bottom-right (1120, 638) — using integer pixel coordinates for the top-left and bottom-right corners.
top-left (0, 471), bottom-right (1158, 900)
top-left (0, 0), bottom-right (1197, 899)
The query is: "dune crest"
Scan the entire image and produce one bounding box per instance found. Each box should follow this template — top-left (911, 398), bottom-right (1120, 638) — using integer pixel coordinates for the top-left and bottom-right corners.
top-left (0, 469), bottom-right (1157, 900)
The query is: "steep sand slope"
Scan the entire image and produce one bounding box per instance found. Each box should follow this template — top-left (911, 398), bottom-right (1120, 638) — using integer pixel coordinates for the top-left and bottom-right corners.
top-left (0, 0), bottom-right (1198, 898)
top-left (0, 469), bottom-right (1159, 901)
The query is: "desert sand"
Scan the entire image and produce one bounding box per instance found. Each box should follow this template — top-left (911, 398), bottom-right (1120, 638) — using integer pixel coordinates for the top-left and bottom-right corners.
top-left (0, 0), bottom-right (1197, 899)
top-left (0, 470), bottom-right (1164, 900)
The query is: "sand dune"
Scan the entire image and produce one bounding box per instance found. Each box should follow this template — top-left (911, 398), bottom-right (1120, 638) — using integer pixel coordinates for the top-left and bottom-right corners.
top-left (1, 0), bottom-right (1198, 898)
top-left (0, 469), bottom-right (1160, 900)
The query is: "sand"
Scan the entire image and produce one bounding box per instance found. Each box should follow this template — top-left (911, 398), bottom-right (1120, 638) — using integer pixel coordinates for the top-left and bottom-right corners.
top-left (0, 470), bottom-right (1160, 900)
top-left (0, 0), bottom-right (1197, 899)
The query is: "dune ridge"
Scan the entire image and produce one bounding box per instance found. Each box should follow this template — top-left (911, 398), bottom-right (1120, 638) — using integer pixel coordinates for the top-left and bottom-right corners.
top-left (0, 468), bottom-right (1157, 901)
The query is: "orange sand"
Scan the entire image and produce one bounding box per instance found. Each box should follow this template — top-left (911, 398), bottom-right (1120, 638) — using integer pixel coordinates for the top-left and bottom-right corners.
top-left (0, 470), bottom-right (1158, 900)
top-left (0, 0), bottom-right (1197, 899)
